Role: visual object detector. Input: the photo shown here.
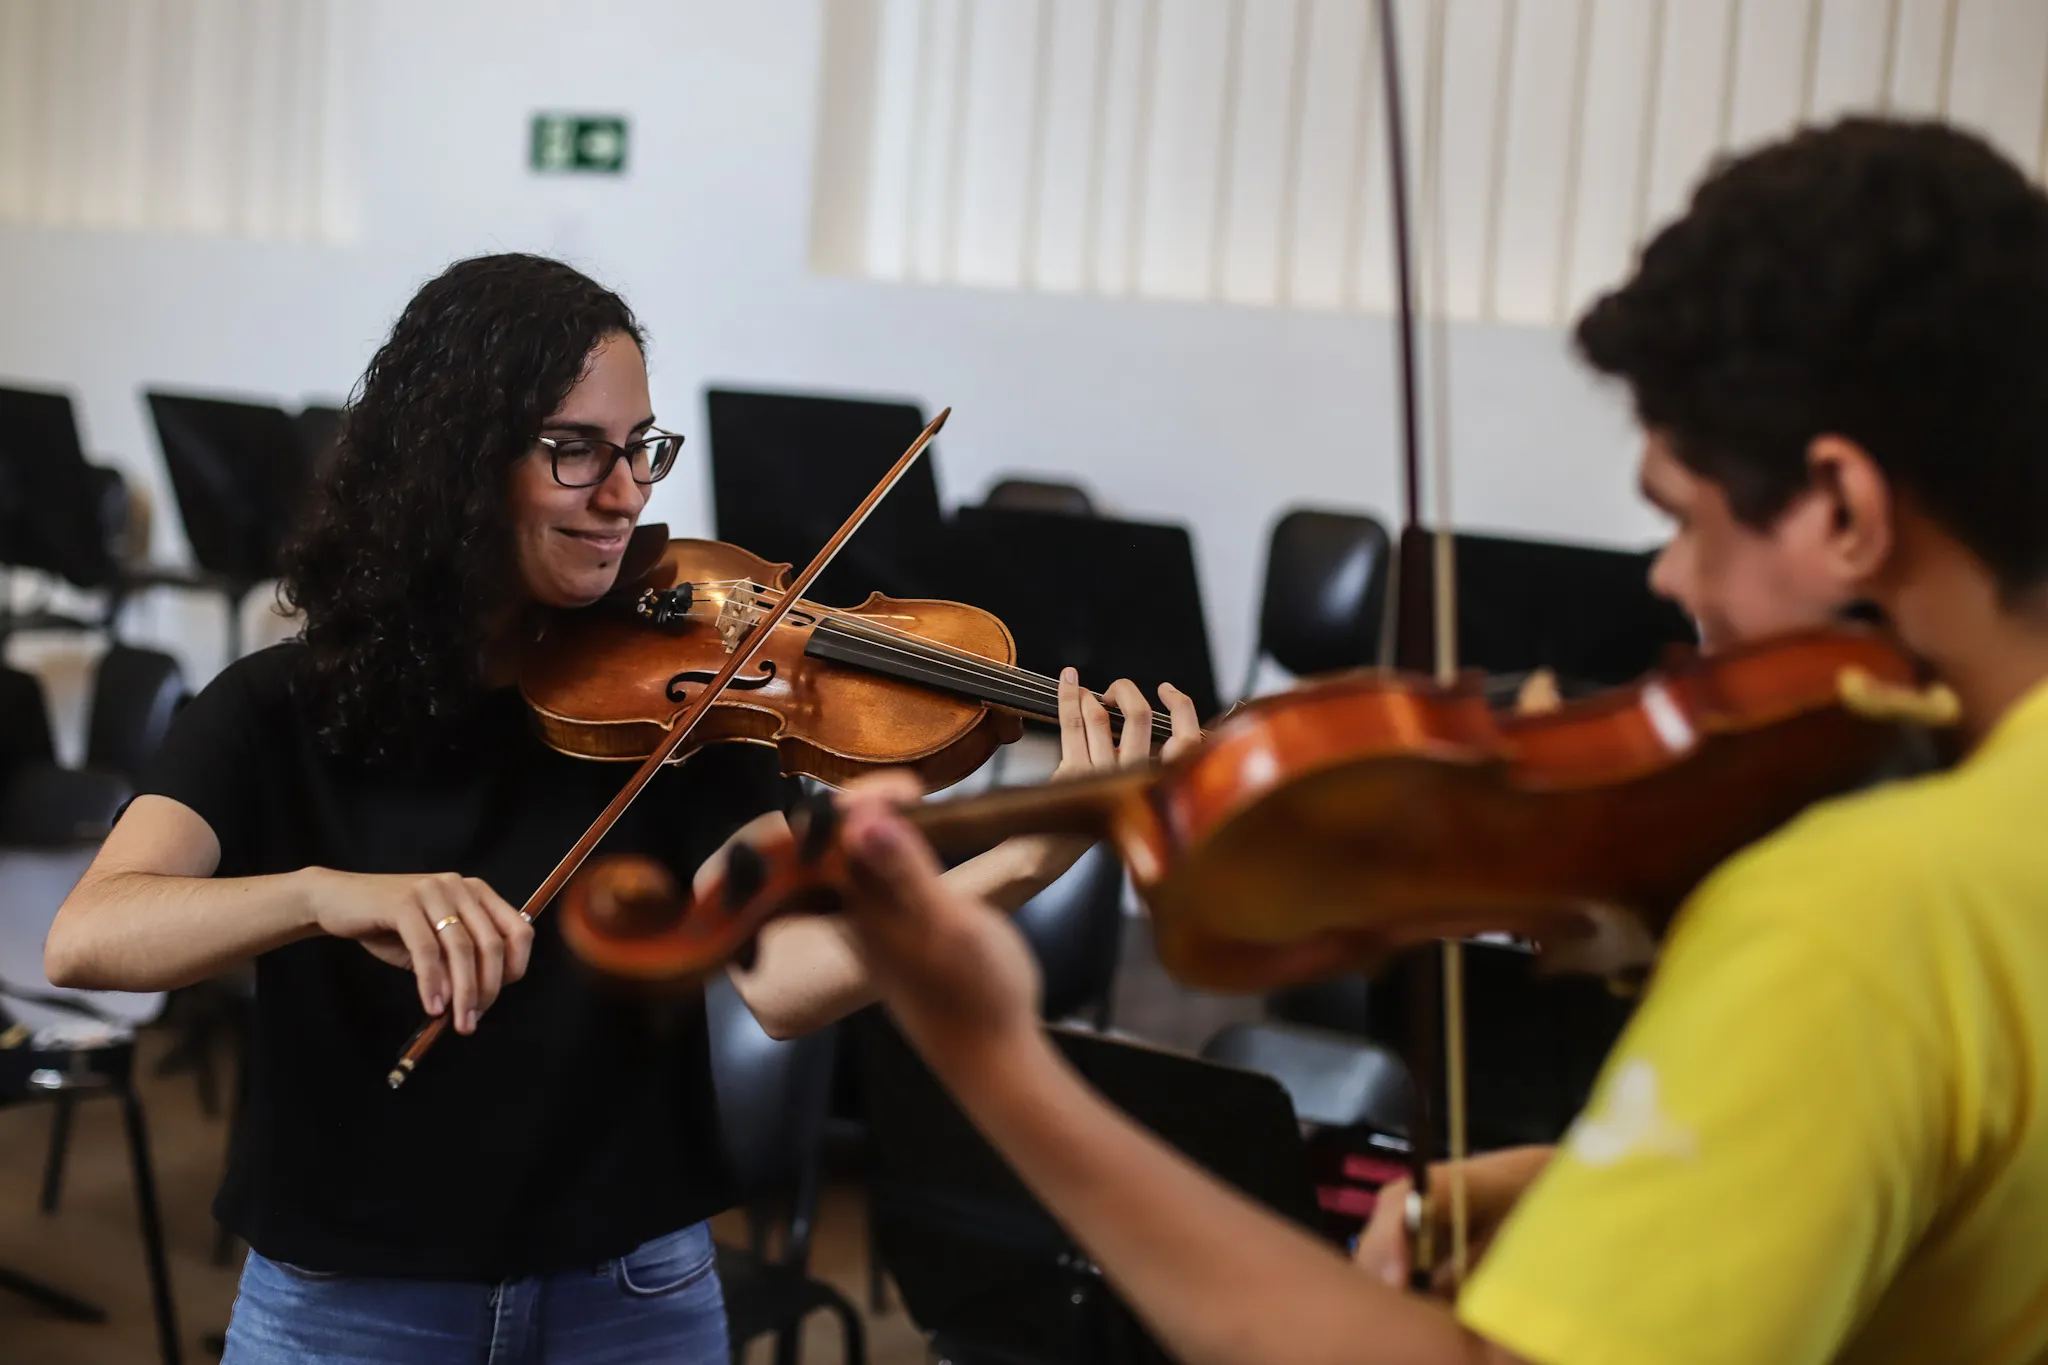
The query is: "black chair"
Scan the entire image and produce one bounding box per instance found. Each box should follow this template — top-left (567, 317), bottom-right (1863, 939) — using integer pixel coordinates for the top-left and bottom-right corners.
top-left (983, 478), bottom-right (1097, 517)
top-left (145, 390), bottom-right (319, 660)
top-left (295, 403), bottom-right (346, 479)
top-left (1238, 507), bottom-right (1391, 701)
top-left (0, 1000), bottom-right (183, 1365)
top-left (1015, 841), bottom-right (1125, 1030)
top-left (1200, 1020), bottom-right (1410, 1134)
top-left (705, 974), bottom-right (865, 1365)
top-left (14, 646), bottom-right (187, 1204)
top-left (0, 659), bottom-right (182, 1365)
top-left (0, 645), bottom-right (183, 847)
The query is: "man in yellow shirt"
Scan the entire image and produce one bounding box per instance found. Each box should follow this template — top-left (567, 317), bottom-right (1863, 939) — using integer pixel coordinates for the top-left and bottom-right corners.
top-left (828, 116), bottom-right (2048, 1364)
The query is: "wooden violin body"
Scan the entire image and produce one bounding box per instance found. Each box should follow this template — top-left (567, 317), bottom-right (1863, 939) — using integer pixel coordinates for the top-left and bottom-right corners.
top-left (558, 622), bottom-right (1957, 995)
top-left (524, 535), bottom-right (1024, 790)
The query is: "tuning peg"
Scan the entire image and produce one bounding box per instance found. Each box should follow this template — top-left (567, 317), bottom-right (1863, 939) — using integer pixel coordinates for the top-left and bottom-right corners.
top-left (794, 792), bottom-right (840, 866)
top-left (723, 842), bottom-right (768, 911)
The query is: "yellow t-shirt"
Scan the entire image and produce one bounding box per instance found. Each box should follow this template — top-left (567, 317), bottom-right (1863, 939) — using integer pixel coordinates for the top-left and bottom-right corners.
top-left (1458, 678), bottom-right (2048, 1365)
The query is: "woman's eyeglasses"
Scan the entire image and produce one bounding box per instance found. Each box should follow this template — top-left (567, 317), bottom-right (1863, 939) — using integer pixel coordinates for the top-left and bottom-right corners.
top-left (536, 429), bottom-right (684, 488)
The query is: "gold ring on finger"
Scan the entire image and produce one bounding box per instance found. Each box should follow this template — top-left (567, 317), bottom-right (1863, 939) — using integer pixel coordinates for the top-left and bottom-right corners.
top-left (433, 914), bottom-right (461, 935)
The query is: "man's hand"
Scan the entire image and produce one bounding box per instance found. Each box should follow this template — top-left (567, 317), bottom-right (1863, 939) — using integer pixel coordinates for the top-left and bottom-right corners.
top-left (837, 772), bottom-right (1045, 1062)
top-left (1352, 1145), bottom-right (1557, 1296)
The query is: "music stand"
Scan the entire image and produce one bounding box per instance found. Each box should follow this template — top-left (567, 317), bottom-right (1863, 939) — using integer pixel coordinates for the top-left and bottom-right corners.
top-left (1361, 530), bottom-right (1681, 1145)
top-left (855, 1012), bottom-right (1327, 1365)
top-left (0, 385), bottom-right (210, 642)
top-left (144, 391), bottom-right (318, 660)
top-left (943, 506), bottom-right (1222, 722)
top-left (1452, 530), bottom-right (1693, 686)
top-left (703, 387), bottom-right (949, 607)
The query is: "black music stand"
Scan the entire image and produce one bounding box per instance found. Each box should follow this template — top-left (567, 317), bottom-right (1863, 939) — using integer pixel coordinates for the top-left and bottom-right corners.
top-left (144, 391), bottom-right (318, 660)
top-left (944, 506), bottom-right (1221, 723)
top-left (855, 1012), bottom-right (1326, 1365)
top-left (1367, 530), bottom-right (1685, 1144)
top-left (703, 387), bottom-right (949, 607)
top-left (0, 385), bottom-right (209, 642)
top-left (1452, 530), bottom-right (1693, 685)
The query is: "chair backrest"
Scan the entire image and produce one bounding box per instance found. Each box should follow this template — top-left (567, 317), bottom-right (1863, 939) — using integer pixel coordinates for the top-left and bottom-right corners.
top-left (0, 385), bottom-right (130, 589)
top-left (1012, 841), bottom-right (1124, 1024)
top-left (145, 391), bottom-right (315, 583)
top-left (1252, 508), bottom-right (1391, 685)
top-left (85, 645), bottom-right (187, 781)
top-left (0, 666), bottom-right (56, 778)
top-left (296, 404), bottom-right (347, 479)
top-left (704, 971), bottom-right (840, 1267)
top-left (1200, 1021), bottom-right (1411, 1133)
top-left (984, 478), bottom-right (1096, 517)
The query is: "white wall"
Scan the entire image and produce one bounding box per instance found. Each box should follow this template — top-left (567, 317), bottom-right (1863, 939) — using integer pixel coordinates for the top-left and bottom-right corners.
top-left (0, 0), bottom-right (1659, 756)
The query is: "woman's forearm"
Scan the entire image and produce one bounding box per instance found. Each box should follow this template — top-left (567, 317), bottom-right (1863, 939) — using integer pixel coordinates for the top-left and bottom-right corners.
top-left (732, 840), bottom-right (1083, 1039)
top-left (947, 833), bottom-right (1095, 912)
top-left (45, 867), bottom-right (320, 991)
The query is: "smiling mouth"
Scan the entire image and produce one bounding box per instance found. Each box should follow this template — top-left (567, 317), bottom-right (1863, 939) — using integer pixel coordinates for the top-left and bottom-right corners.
top-left (559, 527), bottom-right (631, 554)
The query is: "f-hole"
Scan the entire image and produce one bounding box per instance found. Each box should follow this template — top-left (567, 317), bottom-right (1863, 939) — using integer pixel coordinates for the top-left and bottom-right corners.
top-left (666, 660), bottom-right (778, 702)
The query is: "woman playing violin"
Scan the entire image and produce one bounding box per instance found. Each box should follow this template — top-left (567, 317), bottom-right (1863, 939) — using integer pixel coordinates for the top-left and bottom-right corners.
top-left (40, 253), bottom-right (1199, 1363)
top-left (827, 118), bottom-right (2048, 1364)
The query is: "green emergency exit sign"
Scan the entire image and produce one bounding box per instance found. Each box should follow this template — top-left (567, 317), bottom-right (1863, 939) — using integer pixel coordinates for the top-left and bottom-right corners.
top-left (530, 114), bottom-right (628, 174)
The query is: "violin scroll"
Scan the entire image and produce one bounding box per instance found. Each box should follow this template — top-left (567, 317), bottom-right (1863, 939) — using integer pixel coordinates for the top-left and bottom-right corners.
top-left (560, 795), bottom-right (858, 985)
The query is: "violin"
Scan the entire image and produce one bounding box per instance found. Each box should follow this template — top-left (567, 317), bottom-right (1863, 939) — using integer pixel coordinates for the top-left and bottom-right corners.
top-left (552, 620), bottom-right (1956, 992)
top-left (386, 408), bottom-right (1163, 1086)
top-left (524, 530), bottom-right (1167, 791)
top-left (546, 0), bottom-right (1968, 1288)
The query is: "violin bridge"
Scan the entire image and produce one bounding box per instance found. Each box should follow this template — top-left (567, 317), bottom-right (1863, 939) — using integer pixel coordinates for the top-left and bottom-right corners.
top-left (715, 592), bottom-right (753, 652)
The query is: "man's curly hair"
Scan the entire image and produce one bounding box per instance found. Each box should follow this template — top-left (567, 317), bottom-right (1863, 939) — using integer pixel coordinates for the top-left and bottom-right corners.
top-left (279, 253), bottom-right (644, 766)
top-left (1575, 117), bottom-right (2048, 597)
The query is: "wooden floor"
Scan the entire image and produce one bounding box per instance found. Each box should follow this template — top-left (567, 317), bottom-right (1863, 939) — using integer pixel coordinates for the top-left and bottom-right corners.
top-left (0, 920), bottom-right (1261, 1364)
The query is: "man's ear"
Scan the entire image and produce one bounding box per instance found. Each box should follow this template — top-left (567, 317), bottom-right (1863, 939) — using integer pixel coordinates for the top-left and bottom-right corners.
top-left (1806, 434), bottom-right (1894, 586)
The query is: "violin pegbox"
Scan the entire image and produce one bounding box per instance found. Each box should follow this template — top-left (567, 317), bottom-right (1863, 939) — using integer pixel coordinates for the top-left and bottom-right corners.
top-left (557, 796), bottom-right (856, 988)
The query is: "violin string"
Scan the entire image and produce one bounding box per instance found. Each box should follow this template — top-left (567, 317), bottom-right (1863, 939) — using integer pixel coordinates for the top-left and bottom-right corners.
top-left (798, 601), bottom-right (1176, 742)
top-left (729, 584), bottom-right (1065, 703)
top-left (699, 580), bottom-right (1172, 740)
top-left (709, 581), bottom-right (1174, 741)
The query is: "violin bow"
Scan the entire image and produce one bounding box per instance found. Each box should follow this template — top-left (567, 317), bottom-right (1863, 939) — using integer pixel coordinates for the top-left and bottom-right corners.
top-left (386, 407), bottom-right (952, 1089)
top-left (1372, 0), bottom-right (1471, 1285)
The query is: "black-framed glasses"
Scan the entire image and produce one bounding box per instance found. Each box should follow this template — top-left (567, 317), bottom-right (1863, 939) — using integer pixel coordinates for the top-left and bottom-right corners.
top-left (535, 428), bottom-right (684, 488)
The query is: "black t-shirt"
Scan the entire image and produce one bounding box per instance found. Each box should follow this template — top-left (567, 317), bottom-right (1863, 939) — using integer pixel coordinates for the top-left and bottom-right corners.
top-left (133, 642), bottom-right (796, 1280)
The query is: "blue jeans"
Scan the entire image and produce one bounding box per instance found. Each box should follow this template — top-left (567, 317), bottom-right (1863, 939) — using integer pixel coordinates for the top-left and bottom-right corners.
top-left (220, 1222), bottom-right (727, 1364)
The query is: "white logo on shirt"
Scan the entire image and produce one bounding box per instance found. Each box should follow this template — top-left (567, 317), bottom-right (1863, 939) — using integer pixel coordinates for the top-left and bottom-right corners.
top-left (1567, 1060), bottom-right (1697, 1166)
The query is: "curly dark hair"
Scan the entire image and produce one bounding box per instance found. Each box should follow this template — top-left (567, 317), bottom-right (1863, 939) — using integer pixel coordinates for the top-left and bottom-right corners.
top-left (279, 253), bottom-right (645, 765)
top-left (1574, 117), bottom-right (2048, 597)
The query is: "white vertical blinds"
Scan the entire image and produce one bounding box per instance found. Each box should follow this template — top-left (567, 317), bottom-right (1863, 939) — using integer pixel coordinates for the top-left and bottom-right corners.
top-left (813, 0), bottom-right (2048, 325)
top-left (0, 0), bottom-right (360, 242)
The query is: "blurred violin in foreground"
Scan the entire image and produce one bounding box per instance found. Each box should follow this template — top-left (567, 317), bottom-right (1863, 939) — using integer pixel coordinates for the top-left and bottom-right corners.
top-left (557, 621), bottom-right (1958, 992)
